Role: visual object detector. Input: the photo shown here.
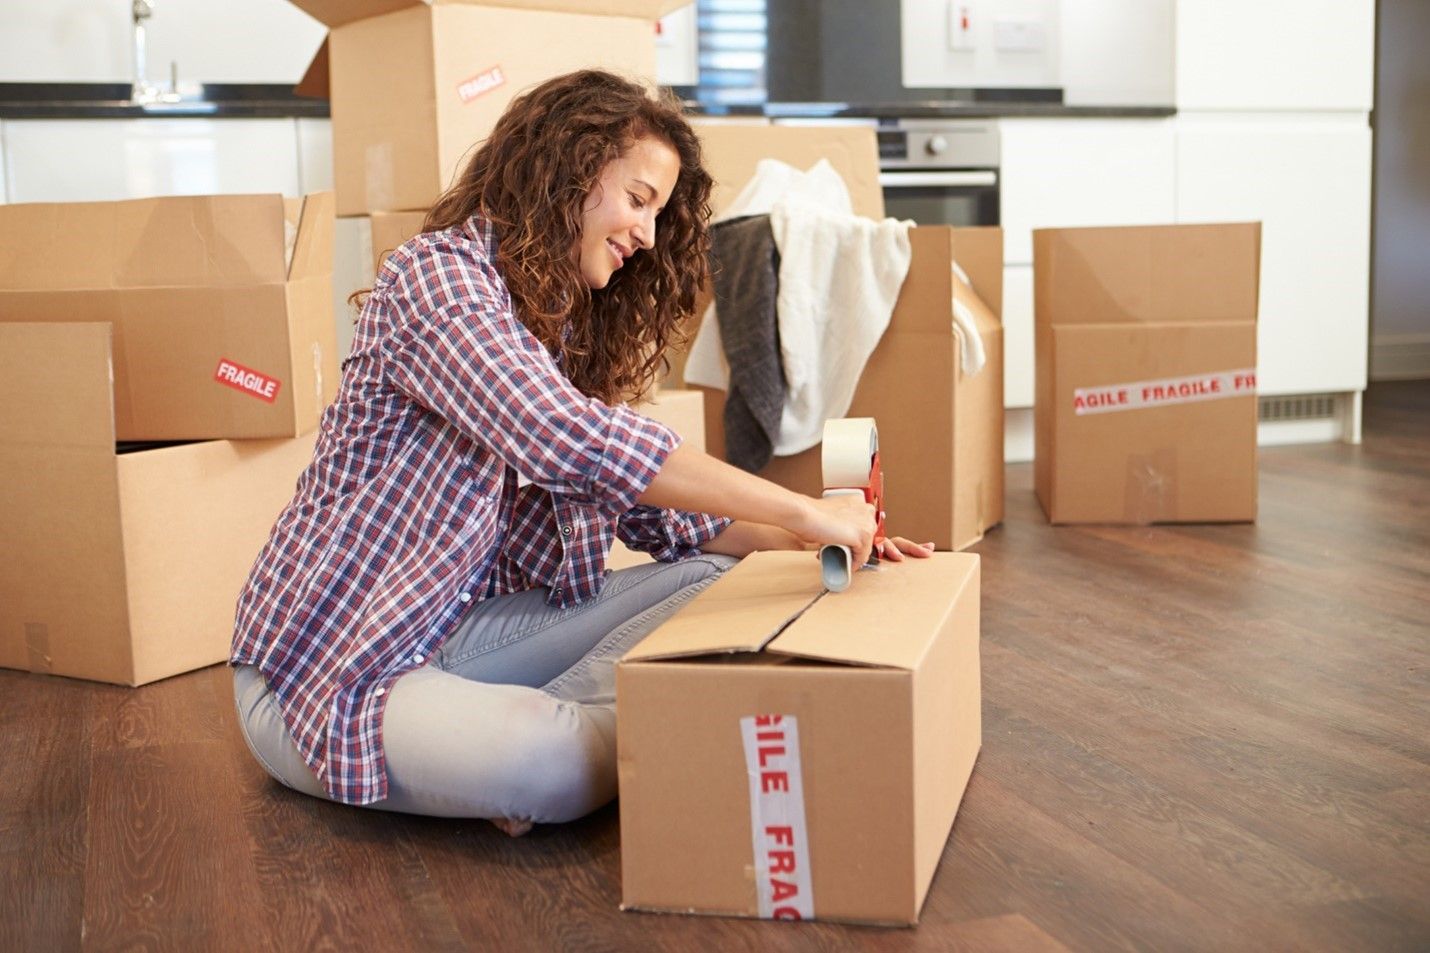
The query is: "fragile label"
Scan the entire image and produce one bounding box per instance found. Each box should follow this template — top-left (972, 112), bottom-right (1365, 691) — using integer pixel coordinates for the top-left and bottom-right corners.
top-left (1073, 368), bottom-right (1256, 416)
top-left (457, 65), bottom-right (506, 104)
top-left (214, 358), bottom-right (281, 403)
top-left (740, 714), bottom-right (814, 920)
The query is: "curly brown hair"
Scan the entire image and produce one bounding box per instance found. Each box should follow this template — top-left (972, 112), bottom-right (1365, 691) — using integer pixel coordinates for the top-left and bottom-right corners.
top-left (424, 70), bottom-right (713, 405)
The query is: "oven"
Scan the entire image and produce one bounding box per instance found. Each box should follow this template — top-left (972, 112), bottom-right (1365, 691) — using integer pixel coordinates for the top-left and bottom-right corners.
top-left (771, 116), bottom-right (1000, 227)
top-left (876, 119), bottom-right (1001, 227)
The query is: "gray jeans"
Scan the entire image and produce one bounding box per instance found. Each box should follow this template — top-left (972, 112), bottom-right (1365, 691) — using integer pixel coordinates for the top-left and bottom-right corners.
top-left (233, 554), bottom-right (735, 823)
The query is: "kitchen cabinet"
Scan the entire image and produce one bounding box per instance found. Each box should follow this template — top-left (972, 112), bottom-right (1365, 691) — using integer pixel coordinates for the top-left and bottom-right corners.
top-left (997, 117), bottom-right (1177, 408)
top-left (1176, 115), bottom-right (1372, 396)
top-left (1175, 0), bottom-right (1374, 411)
top-left (2, 118), bottom-right (302, 202)
top-left (1175, 0), bottom-right (1374, 111)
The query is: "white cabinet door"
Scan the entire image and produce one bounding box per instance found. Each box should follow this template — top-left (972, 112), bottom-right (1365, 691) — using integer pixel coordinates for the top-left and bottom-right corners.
top-left (0, 121), bottom-right (9, 203)
top-left (1176, 0), bottom-right (1374, 111)
top-left (4, 119), bottom-right (301, 202)
top-left (999, 118), bottom-right (1176, 265)
top-left (297, 118), bottom-right (334, 195)
top-left (1176, 115), bottom-right (1371, 395)
top-left (1002, 264), bottom-right (1034, 408)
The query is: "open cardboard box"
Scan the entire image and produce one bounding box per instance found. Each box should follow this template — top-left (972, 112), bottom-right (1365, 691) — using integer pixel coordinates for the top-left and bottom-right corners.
top-left (290, 0), bottom-right (691, 215)
top-left (0, 323), bottom-right (316, 686)
top-left (677, 123), bottom-right (1006, 551)
top-left (0, 192), bottom-right (339, 441)
top-left (1033, 222), bottom-right (1261, 524)
top-left (617, 549), bottom-right (982, 925)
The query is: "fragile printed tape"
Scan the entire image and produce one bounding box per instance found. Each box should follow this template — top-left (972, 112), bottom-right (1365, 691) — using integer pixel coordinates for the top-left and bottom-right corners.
top-left (1073, 368), bottom-right (1257, 416)
top-left (740, 714), bottom-right (814, 920)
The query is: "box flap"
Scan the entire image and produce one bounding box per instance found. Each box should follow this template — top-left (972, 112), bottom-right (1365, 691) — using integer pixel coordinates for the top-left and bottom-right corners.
top-left (289, 0), bottom-right (687, 26)
top-left (0, 323), bottom-right (133, 683)
top-left (0, 194), bottom-right (292, 291)
top-left (287, 0), bottom-right (419, 28)
top-left (622, 551), bottom-right (824, 662)
top-left (0, 323), bottom-right (117, 449)
top-left (695, 122), bottom-right (885, 221)
top-left (768, 553), bottom-right (978, 670)
top-left (293, 36), bottom-right (330, 99)
top-left (287, 192), bottom-right (336, 280)
top-left (950, 226), bottom-right (1003, 318)
top-left (464, 0), bottom-right (691, 15)
top-left (1034, 222), bottom-right (1261, 327)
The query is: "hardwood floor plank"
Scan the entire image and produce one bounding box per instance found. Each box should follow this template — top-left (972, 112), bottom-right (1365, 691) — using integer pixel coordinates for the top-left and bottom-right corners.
top-left (0, 673), bottom-right (95, 953)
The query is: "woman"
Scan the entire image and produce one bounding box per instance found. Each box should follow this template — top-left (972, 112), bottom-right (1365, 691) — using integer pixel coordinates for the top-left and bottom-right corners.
top-left (231, 70), bottom-right (933, 836)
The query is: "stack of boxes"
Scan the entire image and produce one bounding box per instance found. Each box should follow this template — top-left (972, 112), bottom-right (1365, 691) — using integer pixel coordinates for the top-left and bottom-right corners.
top-left (0, 192), bottom-right (339, 686)
top-left (285, 0), bottom-right (692, 289)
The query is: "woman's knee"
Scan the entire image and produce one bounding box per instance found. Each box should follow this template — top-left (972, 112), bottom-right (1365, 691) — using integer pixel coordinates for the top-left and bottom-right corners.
top-left (484, 699), bottom-right (618, 823)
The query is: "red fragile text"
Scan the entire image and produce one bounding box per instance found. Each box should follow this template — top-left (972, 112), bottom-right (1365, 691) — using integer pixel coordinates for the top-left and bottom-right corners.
top-left (457, 65), bottom-right (505, 104)
top-left (214, 359), bottom-right (280, 403)
top-left (1073, 368), bottom-right (1257, 416)
top-left (753, 714), bottom-right (805, 920)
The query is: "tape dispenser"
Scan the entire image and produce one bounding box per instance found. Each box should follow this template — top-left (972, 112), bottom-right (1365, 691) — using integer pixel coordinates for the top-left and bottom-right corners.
top-left (818, 417), bottom-right (887, 592)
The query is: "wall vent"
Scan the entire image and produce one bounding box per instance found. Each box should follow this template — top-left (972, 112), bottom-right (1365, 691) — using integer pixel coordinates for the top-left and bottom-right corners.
top-left (1258, 393), bottom-right (1337, 422)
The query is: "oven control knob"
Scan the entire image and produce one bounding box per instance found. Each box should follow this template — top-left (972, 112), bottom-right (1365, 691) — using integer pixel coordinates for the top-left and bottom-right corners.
top-left (925, 135), bottom-right (949, 156)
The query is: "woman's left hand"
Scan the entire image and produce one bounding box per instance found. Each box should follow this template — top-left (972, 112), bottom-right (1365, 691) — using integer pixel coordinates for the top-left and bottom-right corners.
top-left (874, 537), bottom-right (937, 562)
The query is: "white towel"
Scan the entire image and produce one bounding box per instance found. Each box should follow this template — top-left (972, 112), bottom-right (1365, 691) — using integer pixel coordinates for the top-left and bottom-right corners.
top-left (684, 158), bottom-right (854, 392)
top-left (685, 158), bottom-right (913, 457)
top-left (769, 202), bottom-right (911, 455)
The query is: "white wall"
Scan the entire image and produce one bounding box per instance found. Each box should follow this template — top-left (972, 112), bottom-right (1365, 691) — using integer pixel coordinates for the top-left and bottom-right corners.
top-left (1060, 0), bottom-right (1174, 105)
top-left (0, 0), bottom-right (325, 84)
top-left (902, 0), bottom-right (1062, 90)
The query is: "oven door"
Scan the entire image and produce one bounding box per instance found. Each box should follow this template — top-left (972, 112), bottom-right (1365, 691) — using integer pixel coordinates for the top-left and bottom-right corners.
top-left (879, 170), bottom-right (1000, 227)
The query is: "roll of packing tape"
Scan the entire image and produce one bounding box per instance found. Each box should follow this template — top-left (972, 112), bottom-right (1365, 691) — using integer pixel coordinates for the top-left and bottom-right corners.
top-left (821, 418), bottom-right (879, 488)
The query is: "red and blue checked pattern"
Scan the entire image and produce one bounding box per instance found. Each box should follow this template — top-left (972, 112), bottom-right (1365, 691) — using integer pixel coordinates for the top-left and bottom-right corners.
top-left (231, 216), bottom-right (730, 806)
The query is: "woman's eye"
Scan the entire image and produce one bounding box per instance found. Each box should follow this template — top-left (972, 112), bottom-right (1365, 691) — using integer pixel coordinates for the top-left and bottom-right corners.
top-left (629, 193), bottom-right (646, 210)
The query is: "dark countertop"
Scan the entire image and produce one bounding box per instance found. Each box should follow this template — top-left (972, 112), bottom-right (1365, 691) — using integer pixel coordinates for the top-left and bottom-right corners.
top-left (721, 101), bottom-right (1176, 120)
top-left (772, 102), bottom-right (1175, 119)
top-left (0, 83), bottom-right (329, 119)
top-left (0, 83), bottom-right (1172, 122)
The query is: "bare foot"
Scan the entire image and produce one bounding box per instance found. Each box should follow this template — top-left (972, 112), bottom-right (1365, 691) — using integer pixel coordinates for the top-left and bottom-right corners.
top-left (489, 816), bottom-right (534, 838)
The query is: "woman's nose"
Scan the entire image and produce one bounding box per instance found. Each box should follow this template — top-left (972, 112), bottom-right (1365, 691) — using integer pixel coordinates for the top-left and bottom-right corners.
top-left (633, 211), bottom-right (656, 250)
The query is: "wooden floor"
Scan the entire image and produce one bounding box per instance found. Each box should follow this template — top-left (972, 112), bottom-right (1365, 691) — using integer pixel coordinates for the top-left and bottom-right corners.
top-left (5, 381), bottom-right (1428, 952)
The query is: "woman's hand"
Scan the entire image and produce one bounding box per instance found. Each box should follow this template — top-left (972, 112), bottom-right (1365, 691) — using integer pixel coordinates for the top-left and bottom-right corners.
top-left (873, 536), bottom-right (938, 562)
top-left (798, 494), bottom-right (877, 569)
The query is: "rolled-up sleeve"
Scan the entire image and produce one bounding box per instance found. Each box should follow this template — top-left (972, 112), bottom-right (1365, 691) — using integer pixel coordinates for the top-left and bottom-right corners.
top-left (381, 236), bottom-right (678, 518)
top-left (618, 506), bottom-right (732, 562)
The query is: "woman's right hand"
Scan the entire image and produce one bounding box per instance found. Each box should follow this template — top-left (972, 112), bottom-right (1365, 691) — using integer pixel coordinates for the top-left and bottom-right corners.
top-left (798, 494), bottom-right (877, 569)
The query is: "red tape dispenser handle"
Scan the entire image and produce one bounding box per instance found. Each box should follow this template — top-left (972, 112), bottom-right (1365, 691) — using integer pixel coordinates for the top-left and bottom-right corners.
top-left (818, 418), bottom-right (887, 592)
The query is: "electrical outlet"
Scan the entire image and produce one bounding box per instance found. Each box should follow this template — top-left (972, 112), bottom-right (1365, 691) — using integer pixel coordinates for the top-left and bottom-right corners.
top-left (947, 2), bottom-right (975, 52)
top-left (994, 17), bottom-right (1045, 53)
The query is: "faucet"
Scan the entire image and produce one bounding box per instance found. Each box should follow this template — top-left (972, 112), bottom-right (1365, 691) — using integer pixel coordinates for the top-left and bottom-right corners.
top-left (131, 0), bottom-right (181, 104)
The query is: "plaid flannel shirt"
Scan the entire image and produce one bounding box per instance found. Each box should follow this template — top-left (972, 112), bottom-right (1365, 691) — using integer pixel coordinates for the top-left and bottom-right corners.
top-left (231, 216), bottom-right (730, 805)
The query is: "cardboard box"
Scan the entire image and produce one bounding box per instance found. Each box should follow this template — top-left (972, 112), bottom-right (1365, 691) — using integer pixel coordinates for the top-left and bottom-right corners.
top-left (0, 324), bottom-right (316, 686)
top-left (291, 0), bottom-right (690, 215)
top-left (0, 192), bottom-right (339, 441)
top-left (1033, 223), bottom-right (1261, 524)
top-left (698, 227), bottom-right (1006, 552)
top-left (694, 120), bottom-right (887, 222)
top-left (676, 124), bottom-right (1005, 551)
top-left (370, 210), bottom-right (430, 274)
top-left (617, 549), bottom-right (982, 925)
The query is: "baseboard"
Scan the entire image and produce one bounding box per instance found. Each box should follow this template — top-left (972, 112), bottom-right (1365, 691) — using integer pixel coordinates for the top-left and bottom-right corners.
top-left (1370, 333), bottom-right (1430, 381)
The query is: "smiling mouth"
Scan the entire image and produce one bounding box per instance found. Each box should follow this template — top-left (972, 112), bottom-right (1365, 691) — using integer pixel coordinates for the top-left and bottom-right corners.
top-left (606, 239), bottom-right (630, 267)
